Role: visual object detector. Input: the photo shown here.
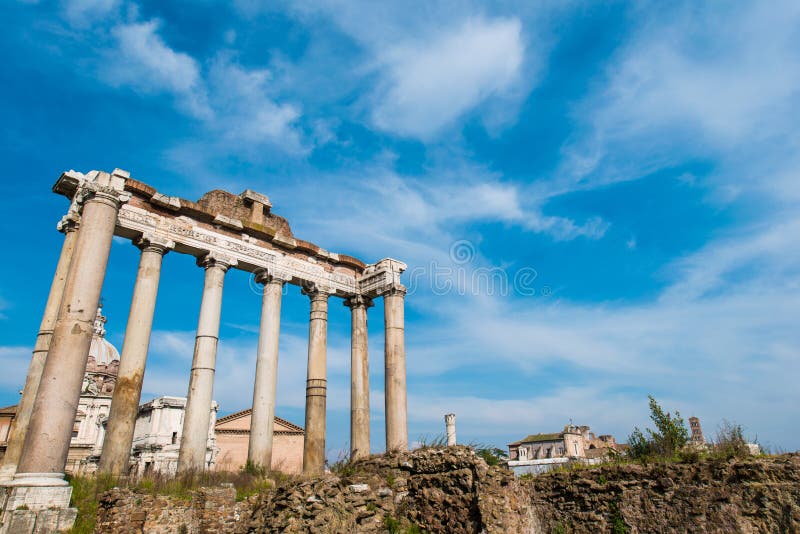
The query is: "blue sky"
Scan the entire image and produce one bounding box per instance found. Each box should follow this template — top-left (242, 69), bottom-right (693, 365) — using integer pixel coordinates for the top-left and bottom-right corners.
top-left (1, 0), bottom-right (799, 456)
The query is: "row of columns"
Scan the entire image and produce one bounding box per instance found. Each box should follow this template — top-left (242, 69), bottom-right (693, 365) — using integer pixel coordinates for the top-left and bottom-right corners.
top-left (2, 185), bottom-right (408, 486)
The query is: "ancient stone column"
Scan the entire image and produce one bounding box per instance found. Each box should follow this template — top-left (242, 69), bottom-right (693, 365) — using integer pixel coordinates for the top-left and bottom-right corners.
top-left (247, 272), bottom-right (285, 470)
top-left (345, 295), bottom-right (372, 460)
top-left (178, 253), bottom-right (236, 473)
top-left (302, 286), bottom-right (329, 475)
top-left (383, 286), bottom-right (408, 452)
top-left (98, 234), bottom-right (173, 476)
top-left (445, 413), bottom-right (456, 446)
top-left (0, 215), bottom-right (79, 481)
top-left (15, 180), bottom-right (127, 483)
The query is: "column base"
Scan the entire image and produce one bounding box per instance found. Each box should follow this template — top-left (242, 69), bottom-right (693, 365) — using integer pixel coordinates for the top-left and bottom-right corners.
top-left (1, 474), bottom-right (76, 533)
top-left (0, 465), bottom-right (16, 484)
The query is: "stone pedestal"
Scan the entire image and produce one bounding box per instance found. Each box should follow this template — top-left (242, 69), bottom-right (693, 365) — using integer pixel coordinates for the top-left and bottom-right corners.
top-left (0, 477), bottom-right (77, 533)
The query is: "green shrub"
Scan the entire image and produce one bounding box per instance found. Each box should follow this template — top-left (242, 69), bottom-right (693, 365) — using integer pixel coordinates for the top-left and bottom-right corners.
top-left (712, 420), bottom-right (750, 459)
top-left (628, 396), bottom-right (689, 461)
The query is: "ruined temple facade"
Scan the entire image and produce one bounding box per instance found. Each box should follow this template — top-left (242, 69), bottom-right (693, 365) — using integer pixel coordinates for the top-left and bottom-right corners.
top-left (0, 168), bottom-right (408, 531)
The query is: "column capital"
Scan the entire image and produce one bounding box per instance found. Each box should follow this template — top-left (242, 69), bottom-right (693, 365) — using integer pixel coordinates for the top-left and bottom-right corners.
top-left (135, 234), bottom-right (175, 255)
top-left (56, 214), bottom-right (80, 234)
top-left (254, 269), bottom-right (289, 286)
top-left (75, 179), bottom-right (131, 210)
top-left (344, 294), bottom-right (374, 309)
top-left (301, 283), bottom-right (331, 301)
top-left (197, 252), bottom-right (237, 272)
top-left (379, 284), bottom-right (407, 298)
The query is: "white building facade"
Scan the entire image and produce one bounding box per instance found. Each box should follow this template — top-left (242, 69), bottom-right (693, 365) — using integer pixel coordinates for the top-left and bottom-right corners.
top-left (129, 396), bottom-right (218, 476)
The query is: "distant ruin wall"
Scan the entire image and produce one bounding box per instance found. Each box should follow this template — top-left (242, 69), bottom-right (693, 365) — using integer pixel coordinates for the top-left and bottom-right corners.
top-left (526, 453), bottom-right (800, 533)
top-left (94, 450), bottom-right (800, 533)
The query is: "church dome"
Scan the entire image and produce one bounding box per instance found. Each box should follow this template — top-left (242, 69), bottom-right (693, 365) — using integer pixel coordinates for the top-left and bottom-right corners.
top-left (88, 306), bottom-right (120, 366)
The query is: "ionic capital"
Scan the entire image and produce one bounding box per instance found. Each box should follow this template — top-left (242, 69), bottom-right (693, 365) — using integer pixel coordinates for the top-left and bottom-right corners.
top-left (301, 283), bottom-right (330, 302)
top-left (379, 284), bottom-right (407, 298)
top-left (136, 234), bottom-right (175, 255)
top-left (75, 178), bottom-right (131, 210)
top-left (197, 252), bottom-right (237, 272)
top-left (56, 214), bottom-right (80, 234)
top-left (254, 268), bottom-right (289, 286)
top-left (344, 295), bottom-right (374, 309)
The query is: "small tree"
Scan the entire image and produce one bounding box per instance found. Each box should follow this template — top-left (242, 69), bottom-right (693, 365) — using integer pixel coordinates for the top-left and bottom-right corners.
top-left (628, 395), bottom-right (690, 460)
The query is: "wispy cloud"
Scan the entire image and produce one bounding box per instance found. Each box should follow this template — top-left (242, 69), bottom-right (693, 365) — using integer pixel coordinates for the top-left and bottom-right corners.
top-left (103, 20), bottom-right (211, 119)
top-left (62, 0), bottom-right (120, 29)
top-left (371, 17), bottom-right (524, 139)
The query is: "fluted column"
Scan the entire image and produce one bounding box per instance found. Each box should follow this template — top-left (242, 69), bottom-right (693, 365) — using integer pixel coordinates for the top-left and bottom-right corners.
top-left (99, 234), bottom-right (173, 476)
top-left (178, 252), bottom-right (236, 473)
top-left (15, 181), bottom-right (127, 483)
top-left (345, 295), bottom-right (372, 460)
top-left (302, 286), bottom-right (329, 475)
top-left (247, 272), bottom-right (285, 469)
top-left (383, 285), bottom-right (408, 452)
top-left (0, 216), bottom-right (79, 481)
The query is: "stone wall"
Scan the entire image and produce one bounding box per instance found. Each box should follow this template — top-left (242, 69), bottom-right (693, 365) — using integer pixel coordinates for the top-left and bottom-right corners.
top-left (93, 450), bottom-right (800, 533)
top-left (95, 486), bottom-right (242, 534)
top-left (95, 447), bottom-right (532, 533)
top-left (526, 453), bottom-right (800, 533)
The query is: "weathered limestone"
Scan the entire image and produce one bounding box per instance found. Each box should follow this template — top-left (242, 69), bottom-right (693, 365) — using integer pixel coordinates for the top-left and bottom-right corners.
top-left (0, 216), bottom-right (79, 481)
top-left (178, 253), bottom-right (236, 473)
top-left (302, 286), bottom-right (329, 475)
top-left (16, 175), bottom-right (127, 482)
top-left (445, 414), bottom-right (456, 446)
top-left (99, 235), bottom-right (173, 475)
top-left (247, 272), bottom-right (285, 469)
top-left (383, 286), bottom-right (408, 452)
top-left (345, 295), bottom-right (372, 460)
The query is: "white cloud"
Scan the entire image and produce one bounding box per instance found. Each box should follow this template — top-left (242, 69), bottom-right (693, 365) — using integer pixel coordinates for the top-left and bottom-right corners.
top-left (371, 18), bottom-right (524, 139)
top-left (104, 20), bottom-right (211, 119)
top-left (394, 207), bottom-right (800, 449)
top-left (595, 2), bottom-right (800, 146)
top-left (660, 217), bottom-right (800, 303)
top-left (555, 0), bottom-right (800, 203)
top-left (204, 55), bottom-right (305, 154)
top-left (100, 19), bottom-right (307, 155)
top-left (62, 0), bottom-right (120, 28)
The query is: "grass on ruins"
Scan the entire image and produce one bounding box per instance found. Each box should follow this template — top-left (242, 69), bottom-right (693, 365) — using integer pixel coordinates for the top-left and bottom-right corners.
top-left (66, 466), bottom-right (293, 534)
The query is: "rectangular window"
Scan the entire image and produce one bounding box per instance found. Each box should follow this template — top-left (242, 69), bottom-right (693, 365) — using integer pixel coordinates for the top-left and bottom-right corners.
top-left (171, 432), bottom-right (178, 445)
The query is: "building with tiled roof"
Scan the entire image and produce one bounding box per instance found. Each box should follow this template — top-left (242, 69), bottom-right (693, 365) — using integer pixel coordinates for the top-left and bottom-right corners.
top-left (214, 408), bottom-right (304, 474)
top-left (507, 424), bottom-right (623, 475)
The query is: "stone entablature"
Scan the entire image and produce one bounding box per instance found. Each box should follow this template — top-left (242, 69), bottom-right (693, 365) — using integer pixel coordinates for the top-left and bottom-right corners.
top-left (53, 170), bottom-right (406, 298)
